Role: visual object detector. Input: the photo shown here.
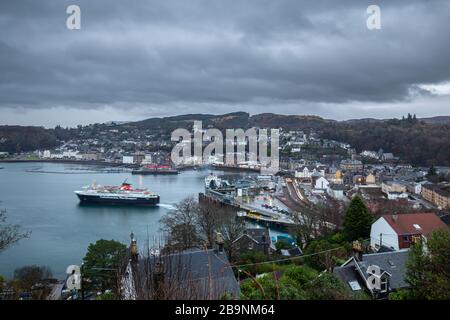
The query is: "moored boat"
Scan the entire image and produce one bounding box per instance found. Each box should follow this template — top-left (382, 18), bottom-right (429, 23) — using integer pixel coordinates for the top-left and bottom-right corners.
top-left (131, 164), bottom-right (179, 175)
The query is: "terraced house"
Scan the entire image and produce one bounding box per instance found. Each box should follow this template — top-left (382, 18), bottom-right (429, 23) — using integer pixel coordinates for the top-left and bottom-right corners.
top-left (421, 183), bottom-right (450, 209)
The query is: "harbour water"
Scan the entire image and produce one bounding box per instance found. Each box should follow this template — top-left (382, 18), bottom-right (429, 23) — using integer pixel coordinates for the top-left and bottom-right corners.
top-left (0, 162), bottom-right (213, 278)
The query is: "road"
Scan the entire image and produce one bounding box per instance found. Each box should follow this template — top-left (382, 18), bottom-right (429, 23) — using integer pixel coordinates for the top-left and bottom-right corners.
top-left (47, 282), bottom-right (64, 300)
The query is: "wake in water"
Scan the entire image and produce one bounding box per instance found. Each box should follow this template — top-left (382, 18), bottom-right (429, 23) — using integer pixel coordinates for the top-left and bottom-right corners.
top-left (157, 203), bottom-right (176, 210)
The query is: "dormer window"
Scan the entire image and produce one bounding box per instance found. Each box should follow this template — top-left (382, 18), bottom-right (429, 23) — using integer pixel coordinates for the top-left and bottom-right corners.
top-left (380, 277), bottom-right (388, 293)
top-left (413, 224), bottom-right (422, 230)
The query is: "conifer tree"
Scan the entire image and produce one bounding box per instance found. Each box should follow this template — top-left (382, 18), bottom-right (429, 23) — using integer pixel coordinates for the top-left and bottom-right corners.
top-left (342, 195), bottom-right (373, 241)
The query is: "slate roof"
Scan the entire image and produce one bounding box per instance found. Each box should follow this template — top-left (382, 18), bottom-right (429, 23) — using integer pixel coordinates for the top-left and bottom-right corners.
top-left (329, 184), bottom-right (345, 191)
top-left (333, 261), bottom-right (365, 292)
top-left (234, 228), bottom-right (270, 245)
top-left (356, 250), bottom-right (410, 289)
top-left (439, 213), bottom-right (450, 226)
top-left (335, 250), bottom-right (411, 292)
top-left (137, 249), bottom-right (240, 300)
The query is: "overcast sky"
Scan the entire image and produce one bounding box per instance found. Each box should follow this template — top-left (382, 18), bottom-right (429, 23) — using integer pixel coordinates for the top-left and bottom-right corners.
top-left (1, 0), bottom-right (449, 127)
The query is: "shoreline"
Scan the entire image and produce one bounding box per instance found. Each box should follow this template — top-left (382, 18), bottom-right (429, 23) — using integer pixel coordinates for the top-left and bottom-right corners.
top-left (0, 160), bottom-right (266, 173)
top-left (0, 159), bottom-right (139, 167)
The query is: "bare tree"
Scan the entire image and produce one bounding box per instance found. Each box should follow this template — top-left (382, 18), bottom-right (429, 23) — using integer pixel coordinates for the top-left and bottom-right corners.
top-left (136, 240), bottom-right (235, 300)
top-left (0, 209), bottom-right (30, 252)
top-left (159, 197), bottom-right (201, 251)
top-left (197, 202), bottom-right (222, 248)
top-left (290, 197), bottom-right (344, 247)
top-left (290, 204), bottom-right (320, 246)
top-left (218, 208), bottom-right (246, 262)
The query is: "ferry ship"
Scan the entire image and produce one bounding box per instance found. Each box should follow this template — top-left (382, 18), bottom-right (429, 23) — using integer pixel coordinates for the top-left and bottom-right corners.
top-left (131, 165), bottom-right (179, 175)
top-left (75, 181), bottom-right (160, 206)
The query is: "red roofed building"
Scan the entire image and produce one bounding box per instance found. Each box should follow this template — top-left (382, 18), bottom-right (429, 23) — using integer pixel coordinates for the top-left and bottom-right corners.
top-left (370, 213), bottom-right (447, 251)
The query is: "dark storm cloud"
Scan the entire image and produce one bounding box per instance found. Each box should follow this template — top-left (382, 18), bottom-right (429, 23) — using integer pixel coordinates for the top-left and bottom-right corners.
top-left (0, 0), bottom-right (449, 115)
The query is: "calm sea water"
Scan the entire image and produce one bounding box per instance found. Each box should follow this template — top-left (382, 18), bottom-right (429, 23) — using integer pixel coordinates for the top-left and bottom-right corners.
top-left (0, 162), bottom-right (215, 279)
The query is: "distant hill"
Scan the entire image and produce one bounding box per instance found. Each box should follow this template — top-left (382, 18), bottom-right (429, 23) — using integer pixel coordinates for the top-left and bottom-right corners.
top-left (320, 118), bottom-right (450, 167)
top-left (0, 126), bottom-right (59, 153)
top-left (126, 112), bottom-right (333, 131)
top-left (122, 113), bottom-right (450, 166)
top-left (1, 113), bottom-right (449, 166)
top-left (419, 116), bottom-right (450, 125)
top-left (125, 112), bottom-right (250, 131)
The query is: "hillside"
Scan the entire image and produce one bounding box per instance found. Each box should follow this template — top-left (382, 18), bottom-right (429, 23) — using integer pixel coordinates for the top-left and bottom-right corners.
top-left (320, 119), bottom-right (450, 167)
top-left (1, 113), bottom-right (449, 166)
top-left (419, 116), bottom-right (450, 125)
top-left (0, 126), bottom-right (59, 153)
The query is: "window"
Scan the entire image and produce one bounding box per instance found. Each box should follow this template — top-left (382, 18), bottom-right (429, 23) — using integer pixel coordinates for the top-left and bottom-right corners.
top-left (380, 278), bottom-right (388, 293)
top-left (412, 235), bottom-right (421, 244)
top-left (348, 281), bottom-right (362, 291)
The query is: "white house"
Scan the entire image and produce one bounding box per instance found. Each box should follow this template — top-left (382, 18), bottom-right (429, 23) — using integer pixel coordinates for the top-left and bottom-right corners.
top-left (41, 150), bottom-right (51, 159)
top-left (371, 216), bottom-right (406, 251)
top-left (327, 184), bottom-right (345, 200)
top-left (314, 176), bottom-right (330, 190)
top-left (361, 150), bottom-right (378, 159)
top-left (295, 166), bottom-right (315, 178)
top-left (122, 156), bottom-right (134, 164)
top-left (370, 213), bottom-right (447, 252)
top-left (62, 151), bottom-right (80, 159)
top-left (386, 192), bottom-right (409, 200)
top-left (295, 166), bottom-right (326, 179)
top-left (406, 181), bottom-right (426, 195)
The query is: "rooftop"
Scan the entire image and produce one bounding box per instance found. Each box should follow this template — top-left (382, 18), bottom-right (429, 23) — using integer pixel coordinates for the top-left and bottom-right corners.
top-left (357, 250), bottom-right (410, 289)
top-left (136, 248), bottom-right (240, 300)
top-left (381, 213), bottom-right (448, 236)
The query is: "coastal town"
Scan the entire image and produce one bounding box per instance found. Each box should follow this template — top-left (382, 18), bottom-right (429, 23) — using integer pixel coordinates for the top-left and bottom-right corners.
top-left (1, 118), bottom-right (449, 301)
top-left (1, 0), bottom-right (450, 306)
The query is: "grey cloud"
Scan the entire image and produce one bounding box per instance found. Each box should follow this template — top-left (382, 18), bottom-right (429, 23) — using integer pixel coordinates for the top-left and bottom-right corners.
top-left (0, 0), bottom-right (449, 120)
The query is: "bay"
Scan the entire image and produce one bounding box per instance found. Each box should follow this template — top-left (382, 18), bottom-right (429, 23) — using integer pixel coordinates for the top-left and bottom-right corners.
top-left (0, 162), bottom-right (212, 278)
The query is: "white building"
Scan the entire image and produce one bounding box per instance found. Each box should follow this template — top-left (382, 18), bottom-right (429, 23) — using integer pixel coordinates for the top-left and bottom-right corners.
top-left (370, 213), bottom-right (447, 252)
top-left (386, 192), bottom-right (409, 200)
top-left (122, 156), bottom-right (134, 164)
top-left (381, 182), bottom-right (407, 194)
top-left (141, 154), bottom-right (153, 165)
top-left (406, 181), bottom-right (426, 195)
top-left (314, 177), bottom-right (330, 190)
top-left (41, 150), bottom-right (51, 159)
top-left (361, 150), bottom-right (379, 159)
top-left (327, 185), bottom-right (345, 200)
top-left (61, 151), bottom-right (81, 159)
top-left (295, 166), bottom-right (325, 179)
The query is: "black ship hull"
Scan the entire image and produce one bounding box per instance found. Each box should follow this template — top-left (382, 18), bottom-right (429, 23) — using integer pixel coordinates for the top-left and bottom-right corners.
top-left (76, 193), bottom-right (160, 206)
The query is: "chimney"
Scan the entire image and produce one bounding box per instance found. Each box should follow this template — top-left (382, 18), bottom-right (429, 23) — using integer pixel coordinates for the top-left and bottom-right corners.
top-left (392, 214), bottom-right (398, 223)
top-left (215, 232), bottom-right (225, 253)
top-left (153, 261), bottom-right (165, 298)
top-left (352, 240), bottom-right (363, 261)
top-left (130, 232), bottom-right (138, 262)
